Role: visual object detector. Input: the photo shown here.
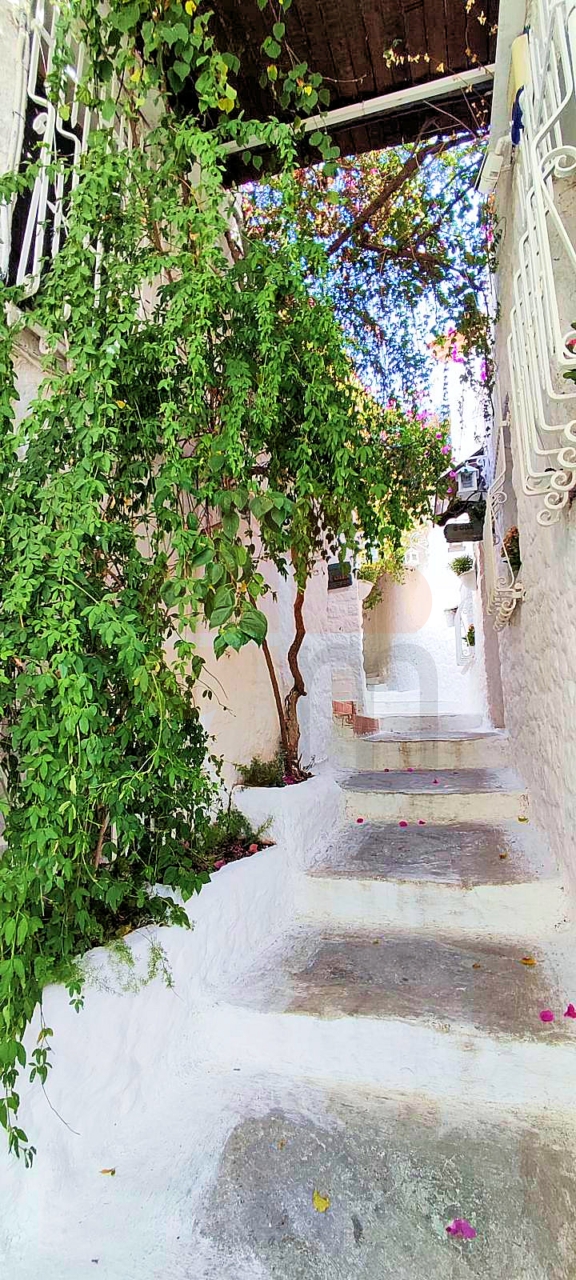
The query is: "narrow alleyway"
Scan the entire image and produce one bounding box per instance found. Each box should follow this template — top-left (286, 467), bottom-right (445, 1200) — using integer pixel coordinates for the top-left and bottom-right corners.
top-left (200, 717), bottom-right (576, 1278)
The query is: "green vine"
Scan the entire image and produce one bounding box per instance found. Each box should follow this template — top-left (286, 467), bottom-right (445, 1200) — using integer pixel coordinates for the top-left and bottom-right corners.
top-left (0, 0), bottom-right (452, 1161)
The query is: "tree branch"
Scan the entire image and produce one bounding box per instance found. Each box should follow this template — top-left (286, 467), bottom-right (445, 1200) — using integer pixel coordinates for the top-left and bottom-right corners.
top-left (326, 140), bottom-right (447, 258)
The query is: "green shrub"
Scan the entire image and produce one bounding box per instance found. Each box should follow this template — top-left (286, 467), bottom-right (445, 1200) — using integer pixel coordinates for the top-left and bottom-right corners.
top-left (194, 803), bottom-right (270, 866)
top-left (450, 554), bottom-right (474, 576)
top-left (237, 751), bottom-right (287, 788)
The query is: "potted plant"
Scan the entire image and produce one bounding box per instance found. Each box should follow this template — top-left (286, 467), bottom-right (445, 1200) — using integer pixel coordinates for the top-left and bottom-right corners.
top-left (502, 526), bottom-right (521, 575)
top-left (450, 554), bottom-right (476, 588)
top-left (465, 624), bottom-right (475, 647)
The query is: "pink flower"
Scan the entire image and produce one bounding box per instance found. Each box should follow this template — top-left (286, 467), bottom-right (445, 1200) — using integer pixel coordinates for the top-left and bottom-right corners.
top-left (435, 432), bottom-right (443, 439)
top-left (407, 767), bottom-right (414, 773)
top-left (564, 1003), bottom-right (576, 1018)
top-left (539, 1009), bottom-right (555, 1022)
top-left (283, 774), bottom-right (297, 786)
top-left (442, 446), bottom-right (452, 455)
top-left (214, 859), bottom-right (226, 870)
top-left (449, 470), bottom-right (457, 477)
top-left (248, 843), bottom-right (259, 854)
top-left (399, 820), bottom-right (408, 828)
top-left (418, 819), bottom-right (426, 825)
top-left (446, 1219), bottom-right (477, 1240)
top-left (356, 817), bottom-right (364, 824)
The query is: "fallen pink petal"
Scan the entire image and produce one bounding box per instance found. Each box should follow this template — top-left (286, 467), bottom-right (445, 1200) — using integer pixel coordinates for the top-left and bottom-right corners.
top-left (564, 1003), bottom-right (576, 1018)
top-left (539, 1009), bottom-right (555, 1022)
top-left (418, 819), bottom-right (426, 825)
top-left (407, 767), bottom-right (414, 772)
top-left (446, 1218), bottom-right (477, 1241)
top-left (356, 817), bottom-right (364, 824)
top-left (399, 820), bottom-right (408, 828)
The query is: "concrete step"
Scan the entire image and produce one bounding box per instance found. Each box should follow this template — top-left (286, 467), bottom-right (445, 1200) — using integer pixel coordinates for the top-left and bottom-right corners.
top-left (200, 1080), bottom-right (576, 1280)
top-left (364, 695), bottom-right (486, 721)
top-left (361, 712), bottom-right (486, 732)
top-left (301, 822), bottom-right (566, 939)
top-left (247, 928), bottom-right (568, 1041)
top-left (342, 768), bottom-right (528, 824)
top-left (333, 730), bottom-right (509, 771)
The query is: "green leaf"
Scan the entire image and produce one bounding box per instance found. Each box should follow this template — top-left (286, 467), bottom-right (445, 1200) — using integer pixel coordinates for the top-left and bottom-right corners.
top-left (239, 605), bottom-right (268, 643)
top-left (273, 22), bottom-right (285, 39)
top-left (262, 37), bottom-right (281, 58)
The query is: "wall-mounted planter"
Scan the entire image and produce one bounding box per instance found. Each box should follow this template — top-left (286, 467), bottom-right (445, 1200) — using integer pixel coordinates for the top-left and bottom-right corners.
top-left (444, 606), bottom-right (458, 628)
top-left (460, 569), bottom-right (477, 590)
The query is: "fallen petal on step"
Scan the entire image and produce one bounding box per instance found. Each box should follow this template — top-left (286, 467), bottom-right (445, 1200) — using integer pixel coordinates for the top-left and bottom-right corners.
top-left (407, 767), bottom-right (414, 772)
top-left (356, 818), bottom-right (364, 824)
top-left (398, 821), bottom-right (408, 828)
top-left (564, 1003), bottom-right (576, 1018)
top-left (418, 819), bottom-right (426, 825)
top-left (539, 1009), bottom-right (555, 1022)
top-left (446, 1218), bottom-right (477, 1240)
top-left (433, 779), bottom-right (439, 785)
top-left (312, 1189), bottom-right (330, 1213)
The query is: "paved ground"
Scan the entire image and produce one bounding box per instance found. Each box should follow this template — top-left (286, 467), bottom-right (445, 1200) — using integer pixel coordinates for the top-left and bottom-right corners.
top-left (313, 821), bottom-right (552, 885)
top-left (197, 723), bottom-right (576, 1277)
top-left (201, 1085), bottom-right (576, 1280)
top-left (341, 768), bottom-right (525, 794)
top-left (240, 927), bottom-right (564, 1037)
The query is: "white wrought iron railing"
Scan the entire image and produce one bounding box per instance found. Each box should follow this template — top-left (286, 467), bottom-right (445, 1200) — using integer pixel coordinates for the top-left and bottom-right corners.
top-left (454, 599), bottom-right (475, 668)
top-left (0, 0), bottom-right (130, 296)
top-left (484, 424), bottom-right (525, 627)
top-left (507, 0), bottom-right (576, 524)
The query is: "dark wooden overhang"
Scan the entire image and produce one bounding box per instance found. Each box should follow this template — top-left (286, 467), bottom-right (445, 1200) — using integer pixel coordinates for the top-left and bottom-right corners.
top-left (211, 0), bottom-right (499, 172)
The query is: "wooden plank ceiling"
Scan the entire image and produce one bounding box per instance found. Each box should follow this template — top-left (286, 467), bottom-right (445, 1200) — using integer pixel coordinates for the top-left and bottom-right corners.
top-left (210, 0), bottom-right (499, 169)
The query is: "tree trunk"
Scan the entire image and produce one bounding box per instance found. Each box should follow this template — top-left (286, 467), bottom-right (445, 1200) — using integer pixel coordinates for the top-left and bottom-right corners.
top-left (284, 588), bottom-right (306, 776)
top-left (261, 635), bottom-right (290, 760)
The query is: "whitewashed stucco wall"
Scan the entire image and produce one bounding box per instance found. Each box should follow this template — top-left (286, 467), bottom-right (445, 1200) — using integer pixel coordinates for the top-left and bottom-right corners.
top-left (488, 148), bottom-right (576, 891)
top-left (363, 526), bottom-right (488, 720)
top-left (194, 559), bottom-right (369, 779)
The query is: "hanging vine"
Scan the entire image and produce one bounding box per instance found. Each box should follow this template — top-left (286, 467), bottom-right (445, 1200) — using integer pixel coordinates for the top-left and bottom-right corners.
top-left (0, 0), bottom-right (454, 1162)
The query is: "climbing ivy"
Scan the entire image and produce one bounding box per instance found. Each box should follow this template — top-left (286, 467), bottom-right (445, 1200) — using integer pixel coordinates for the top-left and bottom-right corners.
top-left (0, 0), bottom-right (450, 1160)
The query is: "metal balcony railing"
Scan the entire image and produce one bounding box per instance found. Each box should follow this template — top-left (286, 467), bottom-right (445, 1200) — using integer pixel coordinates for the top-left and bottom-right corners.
top-left (0, 0), bottom-right (129, 296)
top-left (483, 424), bottom-right (525, 627)
top-left (507, 0), bottom-right (576, 524)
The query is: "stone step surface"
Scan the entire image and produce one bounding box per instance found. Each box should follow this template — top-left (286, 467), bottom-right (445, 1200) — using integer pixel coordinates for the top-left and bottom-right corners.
top-left (300, 822), bottom-right (566, 939)
top-left (361, 713), bottom-right (486, 732)
top-left (343, 768), bottom-right (528, 823)
top-left (238, 927), bottom-right (569, 1041)
top-left (334, 731), bottom-right (509, 771)
top-left (199, 1082), bottom-right (576, 1280)
top-left (313, 821), bottom-right (554, 886)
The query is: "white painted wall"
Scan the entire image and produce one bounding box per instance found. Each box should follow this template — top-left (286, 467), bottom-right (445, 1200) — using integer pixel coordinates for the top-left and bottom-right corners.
top-left (483, 82), bottom-right (576, 891)
top-left (363, 526), bottom-right (488, 721)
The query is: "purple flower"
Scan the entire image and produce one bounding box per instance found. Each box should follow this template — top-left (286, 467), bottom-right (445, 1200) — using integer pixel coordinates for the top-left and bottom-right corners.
top-left (446, 1219), bottom-right (477, 1241)
top-left (442, 446), bottom-right (452, 455)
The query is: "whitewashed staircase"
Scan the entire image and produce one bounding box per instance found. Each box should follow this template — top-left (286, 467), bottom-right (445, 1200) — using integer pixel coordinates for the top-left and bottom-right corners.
top-left (201, 715), bottom-right (576, 1278)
